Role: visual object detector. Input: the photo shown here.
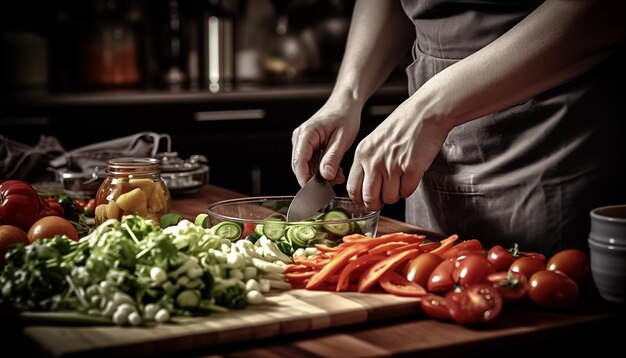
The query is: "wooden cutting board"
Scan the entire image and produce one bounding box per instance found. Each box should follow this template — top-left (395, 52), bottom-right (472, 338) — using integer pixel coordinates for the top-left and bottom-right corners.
top-left (24, 289), bottom-right (421, 357)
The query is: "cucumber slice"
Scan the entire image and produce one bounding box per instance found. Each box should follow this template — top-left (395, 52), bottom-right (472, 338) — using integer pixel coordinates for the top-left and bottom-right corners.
top-left (194, 213), bottom-right (210, 228)
top-left (253, 223), bottom-right (264, 238)
top-left (276, 237), bottom-right (294, 256)
top-left (262, 215), bottom-right (286, 241)
top-left (288, 225), bottom-right (317, 248)
top-left (212, 221), bottom-right (243, 242)
top-left (245, 233), bottom-right (259, 244)
top-left (322, 209), bottom-right (354, 236)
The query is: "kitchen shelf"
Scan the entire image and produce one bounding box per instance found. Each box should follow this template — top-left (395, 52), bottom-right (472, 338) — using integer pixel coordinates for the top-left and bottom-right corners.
top-left (1, 81), bottom-right (407, 110)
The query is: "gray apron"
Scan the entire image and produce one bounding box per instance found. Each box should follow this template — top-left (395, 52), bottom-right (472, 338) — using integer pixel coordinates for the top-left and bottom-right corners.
top-left (400, 0), bottom-right (626, 255)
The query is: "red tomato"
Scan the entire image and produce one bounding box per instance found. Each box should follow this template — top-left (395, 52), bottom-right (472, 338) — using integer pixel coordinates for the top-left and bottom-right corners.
top-left (38, 197), bottom-right (64, 219)
top-left (528, 270), bottom-right (578, 310)
top-left (452, 255), bottom-right (495, 287)
top-left (241, 222), bottom-right (256, 239)
top-left (405, 252), bottom-right (443, 288)
top-left (0, 225), bottom-right (30, 266)
top-left (521, 251), bottom-right (546, 262)
top-left (508, 257), bottom-right (545, 280)
top-left (427, 258), bottom-right (456, 292)
top-left (487, 271), bottom-right (529, 304)
top-left (487, 244), bottom-right (546, 272)
top-left (27, 216), bottom-right (79, 242)
top-left (486, 245), bottom-right (516, 272)
top-left (0, 180), bottom-right (41, 232)
top-left (84, 198), bottom-right (97, 217)
top-left (546, 249), bottom-right (591, 287)
top-left (379, 270), bottom-right (427, 297)
top-left (420, 294), bottom-right (452, 320)
top-left (446, 283), bottom-right (503, 325)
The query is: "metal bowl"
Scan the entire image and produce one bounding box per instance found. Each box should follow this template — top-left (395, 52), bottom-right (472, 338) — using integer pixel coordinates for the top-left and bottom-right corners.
top-left (157, 152), bottom-right (209, 195)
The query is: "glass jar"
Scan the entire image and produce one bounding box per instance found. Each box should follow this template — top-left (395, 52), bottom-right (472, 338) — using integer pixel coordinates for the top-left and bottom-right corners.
top-left (94, 157), bottom-right (171, 226)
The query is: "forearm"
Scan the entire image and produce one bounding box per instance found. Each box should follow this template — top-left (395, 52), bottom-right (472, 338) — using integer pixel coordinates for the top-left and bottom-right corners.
top-left (332, 0), bottom-right (414, 106)
top-left (415, 0), bottom-right (626, 130)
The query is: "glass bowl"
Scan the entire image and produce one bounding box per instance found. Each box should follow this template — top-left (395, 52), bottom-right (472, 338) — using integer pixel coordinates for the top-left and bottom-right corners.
top-left (206, 196), bottom-right (379, 248)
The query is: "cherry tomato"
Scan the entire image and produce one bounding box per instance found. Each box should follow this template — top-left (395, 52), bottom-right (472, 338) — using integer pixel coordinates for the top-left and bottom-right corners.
top-left (27, 216), bottom-right (79, 242)
top-left (487, 271), bottom-right (529, 304)
top-left (420, 294), bottom-right (452, 321)
top-left (487, 244), bottom-right (546, 272)
top-left (427, 258), bottom-right (456, 292)
top-left (74, 199), bottom-right (86, 209)
top-left (0, 225), bottom-right (30, 266)
top-left (405, 252), bottom-right (443, 288)
top-left (508, 257), bottom-right (545, 280)
top-left (379, 270), bottom-right (427, 297)
top-left (38, 197), bottom-right (64, 219)
top-left (546, 249), bottom-right (591, 287)
top-left (528, 270), bottom-right (578, 310)
top-left (84, 198), bottom-right (96, 217)
top-left (521, 251), bottom-right (546, 262)
top-left (446, 283), bottom-right (503, 325)
top-left (486, 245), bottom-right (517, 272)
top-left (452, 255), bottom-right (495, 287)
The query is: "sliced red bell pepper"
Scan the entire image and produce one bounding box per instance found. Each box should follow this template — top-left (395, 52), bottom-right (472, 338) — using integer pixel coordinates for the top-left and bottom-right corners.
top-left (368, 241), bottom-right (408, 256)
top-left (305, 243), bottom-right (369, 290)
top-left (343, 232), bottom-right (425, 246)
top-left (387, 242), bottom-right (421, 256)
top-left (379, 270), bottom-right (427, 297)
top-left (429, 234), bottom-right (460, 257)
top-left (336, 254), bottom-right (385, 292)
top-left (357, 249), bottom-right (420, 293)
top-left (439, 239), bottom-right (484, 260)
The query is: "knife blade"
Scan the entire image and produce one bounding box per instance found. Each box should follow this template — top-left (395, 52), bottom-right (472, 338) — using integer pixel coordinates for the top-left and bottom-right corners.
top-left (286, 171), bottom-right (336, 222)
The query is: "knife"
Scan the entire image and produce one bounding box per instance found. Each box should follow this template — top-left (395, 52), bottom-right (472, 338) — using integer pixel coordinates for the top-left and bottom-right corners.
top-left (286, 171), bottom-right (336, 222)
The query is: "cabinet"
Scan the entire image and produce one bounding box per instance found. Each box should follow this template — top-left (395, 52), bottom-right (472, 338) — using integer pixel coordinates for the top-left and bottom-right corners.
top-left (0, 0), bottom-right (411, 220)
top-left (0, 81), bottom-right (409, 220)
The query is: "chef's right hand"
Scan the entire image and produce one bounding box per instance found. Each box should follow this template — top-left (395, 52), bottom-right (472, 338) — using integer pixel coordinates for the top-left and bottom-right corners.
top-left (291, 90), bottom-right (362, 187)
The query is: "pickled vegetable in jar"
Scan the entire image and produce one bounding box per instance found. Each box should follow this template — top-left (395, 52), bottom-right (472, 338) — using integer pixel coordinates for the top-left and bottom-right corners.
top-left (94, 157), bottom-right (171, 226)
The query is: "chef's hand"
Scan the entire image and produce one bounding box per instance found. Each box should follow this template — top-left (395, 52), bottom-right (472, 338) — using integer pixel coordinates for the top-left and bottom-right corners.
top-left (347, 99), bottom-right (450, 211)
top-left (291, 90), bottom-right (362, 187)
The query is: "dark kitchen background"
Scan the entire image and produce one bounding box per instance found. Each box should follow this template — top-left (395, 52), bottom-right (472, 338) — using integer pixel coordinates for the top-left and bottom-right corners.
top-left (0, 0), bottom-right (411, 220)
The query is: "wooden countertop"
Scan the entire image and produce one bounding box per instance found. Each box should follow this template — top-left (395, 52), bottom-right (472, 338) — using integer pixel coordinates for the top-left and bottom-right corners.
top-left (167, 184), bottom-right (624, 357)
top-left (6, 183), bottom-right (623, 357)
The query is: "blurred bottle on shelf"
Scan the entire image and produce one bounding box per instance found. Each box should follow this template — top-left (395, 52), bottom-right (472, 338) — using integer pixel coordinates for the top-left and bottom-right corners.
top-left (260, 0), bottom-right (311, 81)
top-left (0, 1), bottom-right (50, 89)
top-left (0, 31), bottom-right (48, 89)
top-left (199, 0), bottom-right (235, 92)
top-left (79, 0), bottom-right (140, 88)
top-left (159, 0), bottom-right (187, 89)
